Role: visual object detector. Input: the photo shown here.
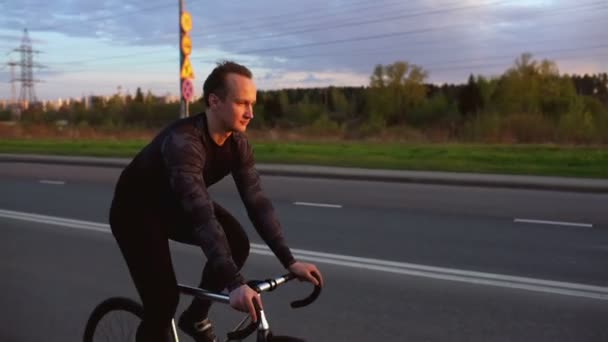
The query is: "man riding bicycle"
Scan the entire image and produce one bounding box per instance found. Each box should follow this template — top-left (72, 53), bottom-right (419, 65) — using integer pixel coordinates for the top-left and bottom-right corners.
top-left (109, 61), bottom-right (324, 342)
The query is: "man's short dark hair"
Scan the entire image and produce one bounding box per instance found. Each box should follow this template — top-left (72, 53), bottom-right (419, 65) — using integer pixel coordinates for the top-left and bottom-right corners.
top-left (202, 60), bottom-right (253, 106)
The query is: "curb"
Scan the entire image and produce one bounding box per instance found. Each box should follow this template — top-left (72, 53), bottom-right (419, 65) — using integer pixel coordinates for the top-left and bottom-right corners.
top-left (1, 153), bottom-right (607, 193)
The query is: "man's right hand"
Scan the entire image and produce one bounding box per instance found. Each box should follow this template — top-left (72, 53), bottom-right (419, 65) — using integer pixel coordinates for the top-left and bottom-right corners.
top-left (229, 284), bottom-right (263, 322)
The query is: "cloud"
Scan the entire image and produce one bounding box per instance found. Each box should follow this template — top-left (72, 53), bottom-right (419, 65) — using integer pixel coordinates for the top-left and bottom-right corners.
top-left (0, 33), bottom-right (26, 42)
top-left (254, 70), bottom-right (367, 89)
top-left (300, 73), bottom-right (333, 84)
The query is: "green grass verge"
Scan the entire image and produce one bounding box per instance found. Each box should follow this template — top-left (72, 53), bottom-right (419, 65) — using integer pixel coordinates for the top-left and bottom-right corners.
top-left (0, 139), bottom-right (606, 179)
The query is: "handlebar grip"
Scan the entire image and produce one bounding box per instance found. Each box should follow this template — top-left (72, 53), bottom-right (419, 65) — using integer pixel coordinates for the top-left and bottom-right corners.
top-left (290, 272), bottom-right (322, 308)
top-left (226, 298), bottom-right (263, 341)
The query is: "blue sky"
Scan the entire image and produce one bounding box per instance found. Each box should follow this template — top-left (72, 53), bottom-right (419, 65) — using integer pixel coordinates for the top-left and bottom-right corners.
top-left (1, 0), bottom-right (607, 100)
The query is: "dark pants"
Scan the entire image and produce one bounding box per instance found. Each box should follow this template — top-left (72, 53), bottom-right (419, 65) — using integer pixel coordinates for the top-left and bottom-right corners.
top-left (110, 200), bottom-right (250, 342)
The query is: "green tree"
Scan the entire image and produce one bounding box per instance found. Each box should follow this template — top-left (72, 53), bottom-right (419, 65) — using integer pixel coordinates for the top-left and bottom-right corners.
top-left (476, 75), bottom-right (498, 112)
top-left (458, 74), bottom-right (484, 118)
top-left (410, 93), bottom-right (459, 128)
top-left (370, 64), bottom-right (386, 88)
top-left (328, 86), bottom-right (350, 123)
top-left (292, 93), bottom-right (324, 127)
top-left (0, 109), bottom-right (12, 121)
top-left (495, 53), bottom-right (577, 119)
top-left (367, 61), bottom-right (428, 125)
top-left (134, 87), bottom-right (144, 103)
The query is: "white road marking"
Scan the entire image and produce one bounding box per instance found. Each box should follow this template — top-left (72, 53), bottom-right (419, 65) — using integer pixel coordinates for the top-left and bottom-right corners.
top-left (514, 218), bottom-right (593, 228)
top-left (0, 209), bottom-right (109, 232)
top-left (39, 180), bottom-right (66, 185)
top-left (293, 201), bottom-right (342, 208)
top-left (1, 208), bottom-right (607, 301)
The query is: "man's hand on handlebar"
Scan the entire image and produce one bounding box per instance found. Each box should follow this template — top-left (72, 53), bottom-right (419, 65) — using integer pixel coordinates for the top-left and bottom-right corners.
top-left (229, 263), bottom-right (322, 323)
top-left (288, 261), bottom-right (324, 287)
top-left (229, 284), bottom-right (263, 322)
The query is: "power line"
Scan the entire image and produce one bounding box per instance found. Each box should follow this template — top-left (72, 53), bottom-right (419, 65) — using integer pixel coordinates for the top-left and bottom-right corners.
top-left (38, 52), bottom-right (608, 98)
top-left (228, 3), bottom-right (608, 55)
top-left (45, 0), bottom-right (431, 62)
top-left (49, 44), bottom-right (608, 81)
top-left (194, 0), bottom-right (438, 38)
top-left (48, 12), bottom-right (603, 70)
top-left (43, 0), bottom-right (605, 68)
top-left (348, 45), bottom-right (608, 69)
top-left (263, 27), bottom-right (608, 62)
top-left (17, 0), bottom-right (504, 57)
top-left (204, 0), bottom-right (514, 47)
top-left (188, 1), bottom-right (606, 45)
top-left (29, 0), bottom-right (376, 49)
top-left (32, 2), bottom-right (604, 83)
top-left (195, 0), bottom-right (596, 42)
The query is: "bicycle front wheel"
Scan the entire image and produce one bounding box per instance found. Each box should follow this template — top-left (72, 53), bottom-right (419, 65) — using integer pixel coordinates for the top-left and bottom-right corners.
top-left (83, 297), bottom-right (143, 342)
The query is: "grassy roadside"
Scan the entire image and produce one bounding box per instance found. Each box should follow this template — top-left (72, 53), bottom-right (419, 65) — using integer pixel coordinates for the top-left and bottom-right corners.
top-left (0, 139), bottom-right (606, 179)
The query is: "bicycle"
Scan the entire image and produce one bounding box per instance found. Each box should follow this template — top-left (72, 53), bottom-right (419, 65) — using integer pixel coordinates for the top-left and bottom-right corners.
top-left (83, 273), bottom-right (322, 342)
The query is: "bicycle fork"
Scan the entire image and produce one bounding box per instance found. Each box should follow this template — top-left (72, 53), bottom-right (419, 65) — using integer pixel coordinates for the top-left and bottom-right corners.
top-left (169, 311), bottom-right (270, 342)
top-left (224, 309), bottom-right (270, 342)
top-left (171, 319), bottom-right (180, 342)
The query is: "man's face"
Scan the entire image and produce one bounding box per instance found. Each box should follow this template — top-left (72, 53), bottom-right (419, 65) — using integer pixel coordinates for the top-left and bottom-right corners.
top-left (211, 73), bottom-right (256, 133)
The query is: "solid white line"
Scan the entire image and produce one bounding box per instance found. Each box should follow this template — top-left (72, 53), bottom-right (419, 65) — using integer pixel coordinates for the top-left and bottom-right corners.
top-left (514, 218), bottom-right (593, 228)
top-left (293, 201), bottom-right (342, 208)
top-left (251, 244), bottom-right (607, 293)
top-left (251, 248), bottom-right (608, 300)
top-left (1, 208), bottom-right (607, 300)
top-left (39, 180), bottom-right (66, 185)
top-left (0, 209), bottom-right (109, 231)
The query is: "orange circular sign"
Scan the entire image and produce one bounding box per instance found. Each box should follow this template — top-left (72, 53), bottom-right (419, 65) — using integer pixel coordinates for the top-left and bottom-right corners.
top-left (181, 34), bottom-right (192, 55)
top-left (181, 11), bottom-right (192, 32)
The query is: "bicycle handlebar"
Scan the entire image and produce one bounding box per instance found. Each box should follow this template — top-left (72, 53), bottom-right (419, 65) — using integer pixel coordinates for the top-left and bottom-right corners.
top-left (226, 272), bottom-right (322, 341)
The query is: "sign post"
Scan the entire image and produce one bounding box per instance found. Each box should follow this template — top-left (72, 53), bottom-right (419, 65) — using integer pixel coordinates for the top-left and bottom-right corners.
top-left (179, 0), bottom-right (194, 118)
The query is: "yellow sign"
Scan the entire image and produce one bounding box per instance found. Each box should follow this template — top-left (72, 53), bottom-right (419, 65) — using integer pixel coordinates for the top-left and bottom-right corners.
top-left (181, 34), bottom-right (192, 56)
top-left (181, 57), bottom-right (195, 79)
top-left (181, 11), bottom-right (192, 32)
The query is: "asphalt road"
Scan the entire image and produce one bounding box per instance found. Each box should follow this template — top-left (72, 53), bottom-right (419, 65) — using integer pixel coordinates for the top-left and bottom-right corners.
top-left (1, 162), bottom-right (607, 341)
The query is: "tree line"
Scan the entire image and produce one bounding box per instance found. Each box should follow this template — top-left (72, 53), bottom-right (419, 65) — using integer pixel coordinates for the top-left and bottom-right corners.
top-left (8, 53), bottom-right (608, 144)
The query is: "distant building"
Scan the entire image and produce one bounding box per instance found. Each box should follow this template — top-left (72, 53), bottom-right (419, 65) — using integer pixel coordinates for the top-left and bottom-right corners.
top-left (43, 98), bottom-right (63, 111)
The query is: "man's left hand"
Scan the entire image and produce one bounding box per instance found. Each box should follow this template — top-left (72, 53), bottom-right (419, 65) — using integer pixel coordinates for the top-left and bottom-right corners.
top-left (288, 261), bottom-right (324, 287)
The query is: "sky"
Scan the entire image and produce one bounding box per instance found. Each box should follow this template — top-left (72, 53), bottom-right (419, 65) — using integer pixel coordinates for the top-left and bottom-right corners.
top-left (0, 0), bottom-right (606, 101)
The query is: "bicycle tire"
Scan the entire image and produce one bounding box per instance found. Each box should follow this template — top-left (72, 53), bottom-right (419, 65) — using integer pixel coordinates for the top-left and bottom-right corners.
top-left (83, 297), bottom-right (144, 342)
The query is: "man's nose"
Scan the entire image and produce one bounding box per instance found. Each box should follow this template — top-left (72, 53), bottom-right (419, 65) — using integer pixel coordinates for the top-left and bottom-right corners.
top-left (245, 105), bottom-right (254, 119)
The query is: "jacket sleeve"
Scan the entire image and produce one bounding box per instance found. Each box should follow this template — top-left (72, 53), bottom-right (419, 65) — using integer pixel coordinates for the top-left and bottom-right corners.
top-left (232, 137), bottom-right (296, 269)
top-left (161, 129), bottom-right (244, 290)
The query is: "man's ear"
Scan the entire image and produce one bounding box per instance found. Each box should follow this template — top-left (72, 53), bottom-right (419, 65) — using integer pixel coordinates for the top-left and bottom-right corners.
top-left (208, 93), bottom-right (220, 108)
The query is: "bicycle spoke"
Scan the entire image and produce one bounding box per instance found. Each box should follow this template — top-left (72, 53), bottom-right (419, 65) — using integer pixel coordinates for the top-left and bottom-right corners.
top-left (94, 309), bottom-right (139, 341)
